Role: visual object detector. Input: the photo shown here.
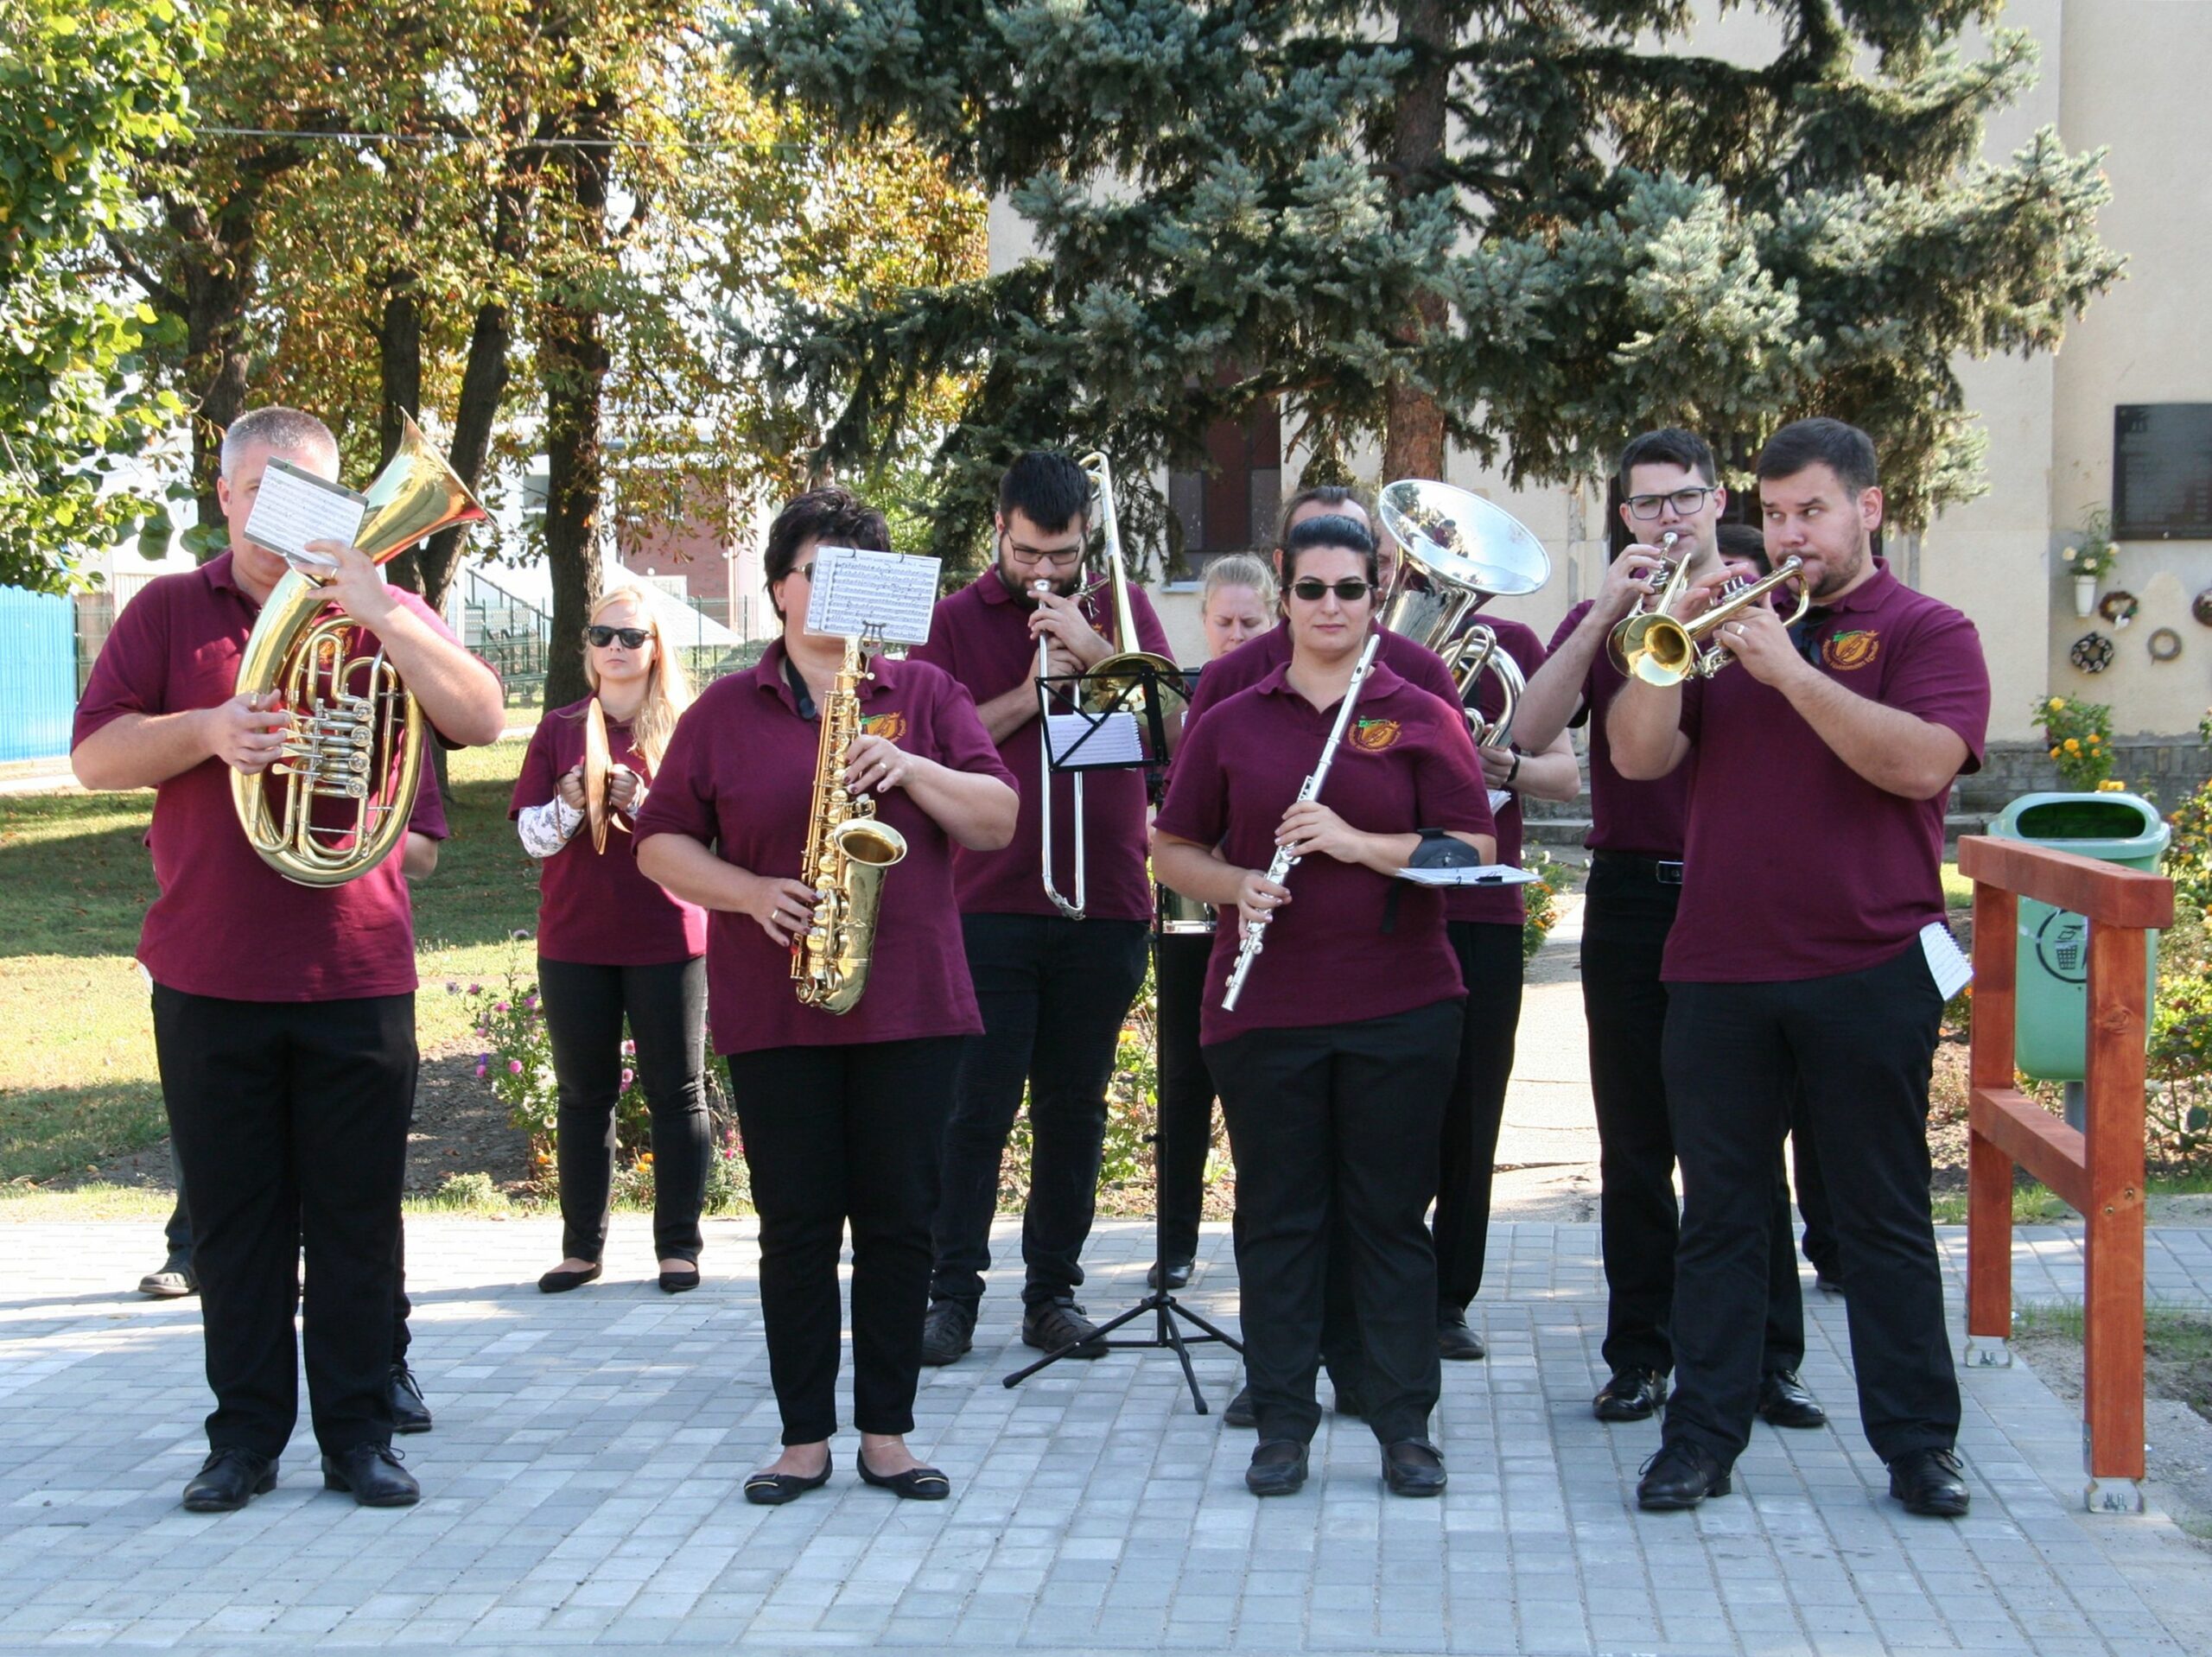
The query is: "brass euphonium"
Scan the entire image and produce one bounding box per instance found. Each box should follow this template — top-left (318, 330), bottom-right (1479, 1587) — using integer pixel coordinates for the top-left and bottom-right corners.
top-left (230, 412), bottom-right (489, 886)
top-left (793, 633), bottom-right (908, 1013)
top-left (1375, 479), bottom-right (1552, 745)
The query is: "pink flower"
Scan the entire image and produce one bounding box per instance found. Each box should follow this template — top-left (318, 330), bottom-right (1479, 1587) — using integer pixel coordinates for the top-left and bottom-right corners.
top-left (620, 1068), bottom-right (635, 1089)
top-left (474, 1063), bottom-right (488, 1079)
top-left (467, 982), bottom-right (481, 995)
top-left (508, 1059), bottom-right (524, 1075)
top-left (495, 1002), bottom-right (509, 1014)
top-left (525, 995), bottom-right (539, 1011)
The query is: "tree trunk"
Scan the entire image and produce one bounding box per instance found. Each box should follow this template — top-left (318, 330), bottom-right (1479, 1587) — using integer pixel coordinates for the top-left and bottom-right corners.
top-left (1381, 0), bottom-right (1452, 483)
top-left (376, 266), bottom-right (427, 593)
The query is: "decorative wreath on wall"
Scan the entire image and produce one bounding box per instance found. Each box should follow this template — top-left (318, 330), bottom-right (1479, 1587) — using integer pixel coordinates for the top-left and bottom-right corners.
top-left (2147, 626), bottom-right (2183, 663)
top-left (2069, 632), bottom-right (2115, 674)
top-left (2097, 590), bottom-right (2139, 627)
top-left (2194, 587), bottom-right (2212, 627)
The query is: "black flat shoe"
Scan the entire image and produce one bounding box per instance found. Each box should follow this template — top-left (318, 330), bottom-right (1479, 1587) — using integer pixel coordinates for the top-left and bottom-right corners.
top-left (1147, 1257), bottom-right (1194, 1291)
top-left (1382, 1439), bottom-right (1447, 1497)
top-left (139, 1254), bottom-right (199, 1299)
top-left (1757, 1368), bottom-right (1827, 1430)
top-left (1592, 1365), bottom-right (1669, 1423)
top-left (855, 1447), bottom-right (950, 1501)
top-left (1244, 1439), bottom-right (1308, 1497)
top-left (181, 1448), bottom-right (276, 1513)
top-left (658, 1266), bottom-right (701, 1294)
top-left (1437, 1306), bottom-right (1486, 1362)
top-left (1637, 1440), bottom-right (1731, 1511)
top-left (388, 1362), bottom-right (433, 1434)
top-left (321, 1443), bottom-right (419, 1508)
top-left (1888, 1447), bottom-right (1971, 1518)
top-left (744, 1463), bottom-right (831, 1506)
top-left (537, 1262), bottom-right (602, 1293)
top-left (1222, 1385), bottom-right (1255, 1428)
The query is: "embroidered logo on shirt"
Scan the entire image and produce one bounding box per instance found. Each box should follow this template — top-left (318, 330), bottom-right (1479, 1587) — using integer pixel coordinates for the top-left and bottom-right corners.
top-left (859, 710), bottom-right (908, 741)
top-left (1349, 718), bottom-right (1402, 752)
top-left (1823, 630), bottom-right (1879, 671)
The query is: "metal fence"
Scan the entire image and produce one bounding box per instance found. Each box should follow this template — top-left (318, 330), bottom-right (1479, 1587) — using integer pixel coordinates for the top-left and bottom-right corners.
top-left (0, 587), bottom-right (78, 762)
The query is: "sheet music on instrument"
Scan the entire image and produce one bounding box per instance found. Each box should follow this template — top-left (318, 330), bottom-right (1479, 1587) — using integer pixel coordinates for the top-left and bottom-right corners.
top-left (804, 545), bottom-right (942, 644)
top-left (1920, 919), bottom-right (1973, 999)
top-left (1044, 711), bottom-right (1145, 769)
top-left (1394, 863), bottom-right (1544, 887)
top-left (242, 458), bottom-right (368, 570)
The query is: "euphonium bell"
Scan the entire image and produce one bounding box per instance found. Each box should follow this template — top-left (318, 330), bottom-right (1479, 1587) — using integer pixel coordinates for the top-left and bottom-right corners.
top-left (230, 412), bottom-right (489, 886)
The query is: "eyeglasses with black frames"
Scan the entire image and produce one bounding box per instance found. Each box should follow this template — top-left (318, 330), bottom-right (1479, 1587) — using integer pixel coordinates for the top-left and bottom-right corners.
top-left (1624, 486), bottom-right (1716, 521)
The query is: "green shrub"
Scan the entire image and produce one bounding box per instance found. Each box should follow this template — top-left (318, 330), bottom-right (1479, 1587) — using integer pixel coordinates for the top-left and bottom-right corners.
top-left (2031, 695), bottom-right (2115, 790)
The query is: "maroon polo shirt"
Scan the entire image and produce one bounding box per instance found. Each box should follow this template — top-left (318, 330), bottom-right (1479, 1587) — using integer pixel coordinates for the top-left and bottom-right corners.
top-left (633, 641), bottom-right (1016, 1056)
top-left (1548, 599), bottom-right (1691, 858)
top-left (1661, 561), bottom-right (1989, 983)
top-left (512, 698), bottom-right (709, 966)
top-left (1154, 661), bottom-right (1495, 1045)
top-left (408, 750), bottom-right (450, 841)
top-left (907, 570), bottom-right (1174, 924)
top-left (72, 551), bottom-right (480, 1003)
top-left (1183, 620), bottom-right (1512, 923)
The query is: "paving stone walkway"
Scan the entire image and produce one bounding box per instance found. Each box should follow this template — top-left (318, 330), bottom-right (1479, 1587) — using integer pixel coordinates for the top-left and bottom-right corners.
top-left (0, 1217), bottom-right (2207, 1655)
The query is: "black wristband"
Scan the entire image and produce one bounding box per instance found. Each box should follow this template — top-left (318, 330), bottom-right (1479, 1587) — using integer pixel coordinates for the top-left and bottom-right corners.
top-left (1505, 752), bottom-right (1522, 787)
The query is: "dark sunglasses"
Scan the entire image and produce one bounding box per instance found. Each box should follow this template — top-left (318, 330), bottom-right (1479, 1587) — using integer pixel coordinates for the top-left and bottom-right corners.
top-left (1289, 577), bottom-right (1372, 602)
top-left (584, 625), bottom-right (651, 649)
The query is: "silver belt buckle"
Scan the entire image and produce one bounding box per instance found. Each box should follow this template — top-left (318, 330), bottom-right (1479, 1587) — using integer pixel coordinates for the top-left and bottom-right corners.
top-left (1655, 860), bottom-right (1684, 886)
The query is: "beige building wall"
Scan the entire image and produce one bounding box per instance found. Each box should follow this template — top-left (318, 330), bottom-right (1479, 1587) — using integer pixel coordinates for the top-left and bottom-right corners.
top-left (988, 3), bottom-right (2210, 741)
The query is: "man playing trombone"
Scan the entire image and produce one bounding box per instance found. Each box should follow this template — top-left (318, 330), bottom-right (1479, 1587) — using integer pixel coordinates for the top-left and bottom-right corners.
top-left (911, 450), bottom-right (1176, 1367)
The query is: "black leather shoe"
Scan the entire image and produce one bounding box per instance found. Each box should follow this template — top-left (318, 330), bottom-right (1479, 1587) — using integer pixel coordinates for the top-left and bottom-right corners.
top-left (139, 1254), bottom-right (199, 1299)
top-left (1593, 1365), bottom-right (1669, 1423)
top-left (1147, 1257), bottom-right (1194, 1291)
top-left (1758, 1368), bottom-right (1827, 1430)
top-left (1222, 1385), bottom-right (1255, 1428)
top-left (1244, 1439), bottom-right (1308, 1496)
top-left (1637, 1440), bottom-right (1732, 1511)
top-left (743, 1463), bottom-right (830, 1506)
top-left (919, 1300), bottom-right (974, 1367)
top-left (181, 1448), bottom-right (276, 1512)
top-left (321, 1443), bottom-right (420, 1508)
top-left (537, 1262), bottom-right (601, 1293)
top-left (1437, 1305), bottom-right (1485, 1361)
top-left (1815, 1272), bottom-right (1846, 1298)
top-left (1888, 1447), bottom-right (1971, 1518)
top-left (856, 1446), bottom-right (951, 1501)
top-left (1022, 1298), bottom-right (1108, 1358)
top-left (1382, 1439), bottom-right (1447, 1497)
top-left (388, 1362), bottom-right (433, 1435)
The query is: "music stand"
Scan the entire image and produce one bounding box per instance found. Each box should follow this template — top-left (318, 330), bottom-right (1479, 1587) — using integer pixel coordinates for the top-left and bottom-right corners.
top-left (1002, 661), bottom-right (1243, 1411)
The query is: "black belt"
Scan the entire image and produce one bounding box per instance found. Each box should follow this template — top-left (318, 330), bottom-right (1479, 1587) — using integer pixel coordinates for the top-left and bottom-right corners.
top-left (1592, 850), bottom-right (1684, 886)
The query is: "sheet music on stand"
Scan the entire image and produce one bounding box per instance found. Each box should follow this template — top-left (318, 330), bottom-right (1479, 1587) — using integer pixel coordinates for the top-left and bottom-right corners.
top-left (1036, 663), bottom-right (1183, 772)
top-left (803, 545), bottom-right (942, 645)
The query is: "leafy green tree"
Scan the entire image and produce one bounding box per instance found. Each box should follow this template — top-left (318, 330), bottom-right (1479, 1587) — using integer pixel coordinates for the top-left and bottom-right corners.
top-left (733, 0), bottom-right (2121, 562)
top-left (0, 0), bottom-right (210, 592)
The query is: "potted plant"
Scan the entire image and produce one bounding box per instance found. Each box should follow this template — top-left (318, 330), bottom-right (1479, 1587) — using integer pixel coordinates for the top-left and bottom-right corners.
top-left (2060, 505), bottom-right (2118, 618)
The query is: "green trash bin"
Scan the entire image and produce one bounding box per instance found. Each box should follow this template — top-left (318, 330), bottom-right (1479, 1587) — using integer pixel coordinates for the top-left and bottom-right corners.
top-left (1985, 792), bottom-right (2170, 1082)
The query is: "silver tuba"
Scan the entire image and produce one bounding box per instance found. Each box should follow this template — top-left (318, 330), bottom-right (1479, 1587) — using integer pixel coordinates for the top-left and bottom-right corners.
top-left (1375, 479), bottom-right (1552, 746)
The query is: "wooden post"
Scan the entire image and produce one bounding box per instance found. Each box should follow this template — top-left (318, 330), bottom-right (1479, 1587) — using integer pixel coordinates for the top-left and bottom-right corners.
top-left (2082, 917), bottom-right (2148, 1495)
top-left (1967, 879), bottom-right (2019, 1351)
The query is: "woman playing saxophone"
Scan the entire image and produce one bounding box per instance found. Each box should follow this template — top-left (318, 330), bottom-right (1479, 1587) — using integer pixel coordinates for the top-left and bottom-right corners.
top-left (636, 488), bottom-right (1017, 1508)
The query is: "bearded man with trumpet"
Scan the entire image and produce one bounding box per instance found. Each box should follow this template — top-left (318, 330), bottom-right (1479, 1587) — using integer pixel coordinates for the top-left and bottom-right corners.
top-left (1510, 429), bottom-right (1825, 1435)
top-left (1607, 417), bottom-right (1989, 1519)
top-left (908, 451), bottom-right (1179, 1369)
top-left (72, 406), bottom-right (504, 1512)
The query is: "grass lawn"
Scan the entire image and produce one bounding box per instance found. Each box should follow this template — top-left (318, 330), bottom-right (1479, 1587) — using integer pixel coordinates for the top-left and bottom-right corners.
top-left (0, 739), bottom-right (541, 1191)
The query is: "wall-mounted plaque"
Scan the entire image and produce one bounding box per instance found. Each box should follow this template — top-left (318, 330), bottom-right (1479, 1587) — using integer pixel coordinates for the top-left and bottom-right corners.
top-left (2113, 404), bottom-right (2212, 539)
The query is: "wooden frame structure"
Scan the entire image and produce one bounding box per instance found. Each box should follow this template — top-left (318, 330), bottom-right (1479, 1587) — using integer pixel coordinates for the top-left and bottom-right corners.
top-left (1957, 835), bottom-right (2174, 1511)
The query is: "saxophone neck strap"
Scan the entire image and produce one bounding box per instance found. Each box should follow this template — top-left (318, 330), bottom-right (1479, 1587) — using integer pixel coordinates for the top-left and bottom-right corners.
top-left (782, 650), bottom-right (817, 722)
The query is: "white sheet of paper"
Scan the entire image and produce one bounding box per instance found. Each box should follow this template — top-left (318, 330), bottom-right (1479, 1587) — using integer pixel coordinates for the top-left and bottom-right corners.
top-left (804, 544), bottom-right (941, 644)
top-left (1394, 863), bottom-right (1544, 887)
top-left (1487, 788), bottom-right (1514, 815)
top-left (1045, 711), bottom-right (1144, 769)
top-left (1920, 919), bottom-right (1973, 999)
top-left (242, 458), bottom-right (367, 568)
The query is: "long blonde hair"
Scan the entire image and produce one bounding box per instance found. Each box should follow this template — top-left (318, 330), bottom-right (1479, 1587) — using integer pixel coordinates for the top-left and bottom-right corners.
top-left (583, 586), bottom-right (692, 774)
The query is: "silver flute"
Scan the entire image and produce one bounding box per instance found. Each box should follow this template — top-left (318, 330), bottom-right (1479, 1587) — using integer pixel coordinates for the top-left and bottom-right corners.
top-left (1221, 631), bottom-right (1383, 1012)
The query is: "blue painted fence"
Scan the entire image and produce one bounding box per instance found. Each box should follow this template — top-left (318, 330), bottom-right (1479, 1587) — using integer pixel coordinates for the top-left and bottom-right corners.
top-left (0, 587), bottom-right (77, 762)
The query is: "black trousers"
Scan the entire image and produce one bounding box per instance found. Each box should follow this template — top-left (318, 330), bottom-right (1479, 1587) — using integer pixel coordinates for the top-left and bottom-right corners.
top-left (1152, 930), bottom-right (1217, 1264)
top-left (727, 1038), bottom-right (961, 1444)
top-left (1433, 919), bottom-right (1523, 1311)
top-left (931, 914), bottom-right (1150, 1311)
top-left (1662, 943), bottom-right (1961, 1467)
top-left (1212, 1000), bottom-right (1462, 1448)
top-left (538, 955), bottom-right (709, 1264)
top-left (150, 985), bottom-right (414, 1458)
top-left (1581, 854), bottom-right (1805, 1377)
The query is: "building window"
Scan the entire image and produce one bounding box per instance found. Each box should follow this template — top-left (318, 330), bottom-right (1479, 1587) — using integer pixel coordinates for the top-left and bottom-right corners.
top-left (1165, 401), bottom-right (1281, 581)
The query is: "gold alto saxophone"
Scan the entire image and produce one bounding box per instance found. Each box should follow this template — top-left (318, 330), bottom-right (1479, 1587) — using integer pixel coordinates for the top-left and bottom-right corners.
top-left (791, 634), bottom-right (909, 1013)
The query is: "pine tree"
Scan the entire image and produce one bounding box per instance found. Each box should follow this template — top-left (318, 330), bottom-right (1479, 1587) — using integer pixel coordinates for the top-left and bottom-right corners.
top-left (732, 0), bottom-right (2120, 562)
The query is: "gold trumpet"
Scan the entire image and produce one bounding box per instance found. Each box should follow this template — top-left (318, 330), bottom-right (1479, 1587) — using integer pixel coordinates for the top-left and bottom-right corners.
top-left (1613, 555), bottom-right (1811, 686)
top-left (230, 413), bottom-right (488, 886)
